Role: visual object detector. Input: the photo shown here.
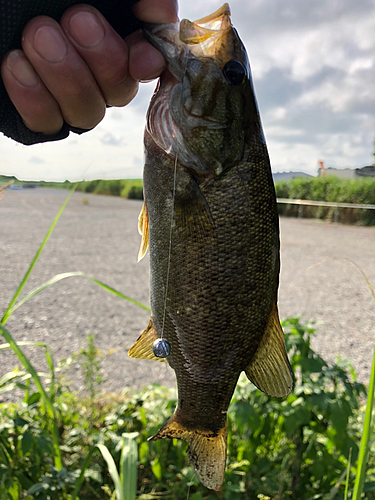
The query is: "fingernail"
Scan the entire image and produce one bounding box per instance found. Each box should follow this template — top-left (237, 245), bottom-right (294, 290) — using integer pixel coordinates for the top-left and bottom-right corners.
top-left (6, 50), bottom-right (38, 87)
top-left (34, 26), bottom-right (67, 62)
top-left (69, 12), bottom-right (105, 48)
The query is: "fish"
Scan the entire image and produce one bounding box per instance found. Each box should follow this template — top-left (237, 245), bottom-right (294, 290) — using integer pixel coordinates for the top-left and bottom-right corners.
top-left (129, 3), bottom-right (293, 491)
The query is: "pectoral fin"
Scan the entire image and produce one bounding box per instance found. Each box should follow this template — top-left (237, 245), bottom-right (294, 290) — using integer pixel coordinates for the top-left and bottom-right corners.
top-left (138, 202), bottom-right (149, 262)
top-left (128, 319), bottom-right (166, 363)
top-left (174, 176), bottom-right (215, 242)
top-left (245, 304), bottom-right (293, 397)
top-left (149, 413), bottom-right (227, 491)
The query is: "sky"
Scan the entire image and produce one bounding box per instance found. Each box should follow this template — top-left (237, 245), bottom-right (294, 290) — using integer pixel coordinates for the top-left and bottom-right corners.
top-left (1, 0), bottom-right (375, 181)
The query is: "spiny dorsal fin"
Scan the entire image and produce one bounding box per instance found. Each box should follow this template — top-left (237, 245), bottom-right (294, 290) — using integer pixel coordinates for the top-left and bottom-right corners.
top-left (128, 319), bottom-right (166, 363)
top-left (138, 202), bottom-right (149, 262)
top-left (245, 304), bottom-right (293, 397)
top-left (148, 413), bottom-right (227, 491)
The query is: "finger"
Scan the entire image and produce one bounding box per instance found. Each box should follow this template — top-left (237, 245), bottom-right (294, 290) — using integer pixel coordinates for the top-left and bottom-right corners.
top-left (133, 0), bottom-right (178, 23)
top-left (129, 0), bottom-right (178, 81)
top-left (21, 16), bottom-right (106, 130)
top-left (126, 31), bottom-right (166, 82)
top-left (1, 50), bottom-right (64, 134)
top-left (60, 5), bottom-right (138, 107)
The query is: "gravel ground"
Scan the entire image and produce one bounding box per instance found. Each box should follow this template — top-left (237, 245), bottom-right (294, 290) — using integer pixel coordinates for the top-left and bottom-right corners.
top-left (1, 188), bottom-right (374, 400)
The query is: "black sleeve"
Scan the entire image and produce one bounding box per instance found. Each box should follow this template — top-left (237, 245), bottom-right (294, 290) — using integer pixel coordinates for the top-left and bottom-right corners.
top-left (0, 0), bottom-right (141, 145)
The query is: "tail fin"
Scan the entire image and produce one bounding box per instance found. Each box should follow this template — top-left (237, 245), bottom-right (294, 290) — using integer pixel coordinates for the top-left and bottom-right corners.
top-left (148, 413), bottom-right (227, 491)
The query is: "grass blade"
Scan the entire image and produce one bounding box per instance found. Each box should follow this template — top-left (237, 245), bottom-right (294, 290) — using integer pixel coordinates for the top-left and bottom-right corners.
top-left (120, 433), bottom-right (138, 500)
top-left (1, 188), bottom-right (76, 325)
top-left (97, 444), bottom-right (124, 500)
top-left (0, 325), bottom-right (51, 409)
top-left (0, 341), bottom-right (49, 350)
top-left (71, 437), bottom-right (138, 500)
top-left (344, 448), bottom-right (352, 500)
top-left (352, 345), bottom-right (375, 499)
top-left (0, 323), bottom-right (62, 470)
top-left (5, 271), bottom-right (150, 318)
top-left (87, 276), bottom-right (150, 311)
top-left (70, 446), bottom-right (98, 500)
top-left (328, 467), bottom-right (350, 500)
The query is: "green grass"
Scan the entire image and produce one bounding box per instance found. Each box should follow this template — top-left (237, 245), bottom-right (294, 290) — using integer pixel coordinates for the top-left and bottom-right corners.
top-left (0, 174), bottom-right (144, 200)
top-left (75, 179), bottom-right (143, 199)
top-left (0, 186), bottom-right (374, 499)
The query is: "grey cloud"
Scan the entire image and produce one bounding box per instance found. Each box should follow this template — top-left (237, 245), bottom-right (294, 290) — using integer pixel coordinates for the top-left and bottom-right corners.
top-left (274, 104), bottom-right (363, 141)
top-left (100, 133), bottom-right (126, 147)
top-left (255, 67), bottom-right (304, 111)
top-left (29, 156), bottom-right (46, 164)
top-left (235, 0), bottom-right (374, 36)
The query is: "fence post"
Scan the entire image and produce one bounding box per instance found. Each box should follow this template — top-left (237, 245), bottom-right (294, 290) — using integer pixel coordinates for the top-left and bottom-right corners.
top-left (334, 207), bottom-right (339, 223)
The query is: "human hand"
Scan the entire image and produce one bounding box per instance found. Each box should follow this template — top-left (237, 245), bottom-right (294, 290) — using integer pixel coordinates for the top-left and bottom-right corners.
top-left (0, 0), bottom-right (178, 136)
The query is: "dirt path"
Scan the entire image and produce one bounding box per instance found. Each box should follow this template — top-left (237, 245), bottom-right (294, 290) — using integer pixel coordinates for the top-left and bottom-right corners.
top-left (1, 188), bottom-right (374, 398)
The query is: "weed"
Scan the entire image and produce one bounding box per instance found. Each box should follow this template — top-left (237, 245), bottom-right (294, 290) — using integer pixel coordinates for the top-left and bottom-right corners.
top-left (1, 186), bottom-right (374, 500)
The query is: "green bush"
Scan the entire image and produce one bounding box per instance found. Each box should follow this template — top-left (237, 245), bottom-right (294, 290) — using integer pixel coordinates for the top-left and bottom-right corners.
top-left (120, 180), bottom-right (143, 200)
top-left (275, 176), bottom-right (375, 225)
top-left (1, 318), bottom-right (373, 499)
top-left (78, 180), bottom-right (101, 194)
top-left (126, 186), bottom-right (143, 200)
top-left (74, 179), bottom-right (143, 199)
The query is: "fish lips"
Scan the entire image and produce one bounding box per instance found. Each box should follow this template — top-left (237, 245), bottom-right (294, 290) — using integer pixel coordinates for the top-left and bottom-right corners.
top-left (141, 3), bottom-right (244, 82)
top-left (142, 22), bottom-right (188, 82)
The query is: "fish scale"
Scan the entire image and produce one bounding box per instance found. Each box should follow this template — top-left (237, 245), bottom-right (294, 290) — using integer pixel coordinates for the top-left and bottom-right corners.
top-left (129, 3), bottom-right (293, 491)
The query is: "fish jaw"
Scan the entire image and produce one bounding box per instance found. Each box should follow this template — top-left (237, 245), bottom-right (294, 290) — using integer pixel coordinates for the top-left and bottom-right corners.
top-left (143, 4), bottom-right (260, 178)
top-left (143, 4), bottom-right (247, 75)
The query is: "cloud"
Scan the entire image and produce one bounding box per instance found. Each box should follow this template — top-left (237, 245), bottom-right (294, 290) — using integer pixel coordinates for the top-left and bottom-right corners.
top-left (28, 156), bottom-right (46, 164)
top-left (1, 0), bottom-right (374, 180)
top-left (100, 133), bottom-right (126, 147)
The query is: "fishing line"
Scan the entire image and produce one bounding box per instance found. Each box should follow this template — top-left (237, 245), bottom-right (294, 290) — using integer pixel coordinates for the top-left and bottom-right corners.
top-left (161, 154), bottom-right (178, 339)
top-left (152, 155), bottom-right (178, 359)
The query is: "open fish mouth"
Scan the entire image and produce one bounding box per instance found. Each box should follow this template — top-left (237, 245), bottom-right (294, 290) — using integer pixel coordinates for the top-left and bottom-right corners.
top-left (142, 3), bottom-right (248, 83)
top-left (143, 3), bottom-right (252, 175)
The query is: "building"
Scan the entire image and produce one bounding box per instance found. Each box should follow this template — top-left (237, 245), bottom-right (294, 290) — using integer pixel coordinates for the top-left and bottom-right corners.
top-left (317, 165), bottom-right (375, 179)
top-left (272, 171), bottom-right (313, 182)
top-left (317, 167), bottom-right (356, 179)
top-left (355, 165), bottom-right (375, 177)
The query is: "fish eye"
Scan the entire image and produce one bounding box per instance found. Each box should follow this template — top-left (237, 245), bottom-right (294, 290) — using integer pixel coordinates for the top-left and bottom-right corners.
top-left (222, 60), bottom-right (246, 86)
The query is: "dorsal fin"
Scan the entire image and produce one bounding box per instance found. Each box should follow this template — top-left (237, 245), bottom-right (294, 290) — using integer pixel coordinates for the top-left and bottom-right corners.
top-left (137, 202), bottom-right (149, 262)
top-left (245, 304), bottom-right (293, 397)
top-left (128, 319), bottom-right (166, 363)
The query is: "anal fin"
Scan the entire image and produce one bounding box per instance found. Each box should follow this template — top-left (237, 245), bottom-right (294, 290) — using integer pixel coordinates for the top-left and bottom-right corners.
top-left (245, 303), bottom-right (293, 397)
top-left (149, 413), bottom-right (227, 491)
top-left (128, 319), bottom-right (166, 363)
top-left (138, 202), bottom-right (149, 262)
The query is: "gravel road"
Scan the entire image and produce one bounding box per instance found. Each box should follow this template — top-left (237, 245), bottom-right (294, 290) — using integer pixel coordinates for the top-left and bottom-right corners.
top-left (1, 188), bottom-right (374, 399)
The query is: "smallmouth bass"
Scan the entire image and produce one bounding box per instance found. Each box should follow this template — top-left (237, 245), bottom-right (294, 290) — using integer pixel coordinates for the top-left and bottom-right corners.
top-left (129, 3), bottom-right (293, 491)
